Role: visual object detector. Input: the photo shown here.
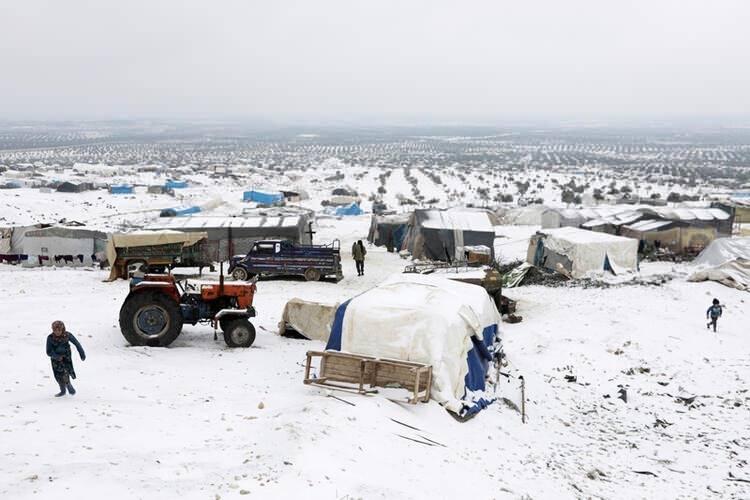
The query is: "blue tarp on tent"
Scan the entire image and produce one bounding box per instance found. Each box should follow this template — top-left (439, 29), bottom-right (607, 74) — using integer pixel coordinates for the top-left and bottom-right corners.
top-left (160, 206), bottom-right (201, 217)
top-left (110, 185), bottom-right (134, 194)
top-left (325, 275), bottom-right (501, 418)
top-left (243, 190), bottom-right (284, 204)
top-left (165, 180), bottom-right (188, 189)
top-left (334, 203), bottom-right (363, 216)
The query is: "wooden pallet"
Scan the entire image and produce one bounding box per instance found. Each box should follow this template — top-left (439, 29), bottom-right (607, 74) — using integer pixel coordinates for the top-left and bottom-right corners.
top-left (304, 350), bottom-right (432, 404)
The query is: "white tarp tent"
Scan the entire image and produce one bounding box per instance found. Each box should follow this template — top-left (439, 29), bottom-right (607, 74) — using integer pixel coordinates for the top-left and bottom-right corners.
top-left (688, 237), bottom-right (750, 290)
top-left (528, 227), bottom-right (638, 278)
top-left (278, 298), bottom-right (338, 342)
top-left (325, 274), bottom-right (501, 415)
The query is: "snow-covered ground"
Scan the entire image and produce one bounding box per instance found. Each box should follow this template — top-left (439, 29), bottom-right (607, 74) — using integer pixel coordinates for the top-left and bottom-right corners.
top-left (1, 213), bottom-right (749, 499)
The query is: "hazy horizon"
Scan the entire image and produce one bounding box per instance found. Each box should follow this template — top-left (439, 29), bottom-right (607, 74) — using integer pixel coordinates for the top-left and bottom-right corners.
top-left (2, 1), bottom-right (749, 122)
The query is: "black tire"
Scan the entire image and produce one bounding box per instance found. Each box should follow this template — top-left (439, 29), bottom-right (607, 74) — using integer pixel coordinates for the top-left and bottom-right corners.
top-left (232, 267), bottom-right (248, 281)
top-left (304, 267), bottom-right (321, 282)
top-left (219, 317), bottom-right (232, 332)
top-left (223, 319), bottom-right (256, 348)
top-left (119, 291), bottom-right (183, 347)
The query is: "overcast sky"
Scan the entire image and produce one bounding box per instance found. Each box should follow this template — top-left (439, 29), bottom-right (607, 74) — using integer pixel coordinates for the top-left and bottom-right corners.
top-left (1, 0), bottom-right (748, 122)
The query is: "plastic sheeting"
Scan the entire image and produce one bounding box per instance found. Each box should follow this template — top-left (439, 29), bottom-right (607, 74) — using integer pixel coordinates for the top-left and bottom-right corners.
top-left (689, 259), bottom-right (750, 291)
top-left (334, 203), bottom-right (363, 216)
top-left (278, 298), bottom-right (338, 341)
top-left (529, 227), bottom-right (638, 278)
top-left (243, 190), bottom-right (284, 204)
top-left (325, 274), bottom-right (501, 416)
top-left (693, 237), bottom-right (750, 267)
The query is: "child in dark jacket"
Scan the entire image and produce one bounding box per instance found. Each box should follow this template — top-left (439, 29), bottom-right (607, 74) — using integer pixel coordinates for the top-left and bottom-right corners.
top-left (706, 298), bottom-right (723, 332)
top-left (46, 320), bottom-right (86, 397)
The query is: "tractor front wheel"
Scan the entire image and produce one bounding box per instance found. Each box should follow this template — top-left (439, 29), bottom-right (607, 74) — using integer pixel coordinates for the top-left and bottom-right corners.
top-left (119, 291), bottom-right (183, 347)
top-left (223, 319), bottom-right (256, 348)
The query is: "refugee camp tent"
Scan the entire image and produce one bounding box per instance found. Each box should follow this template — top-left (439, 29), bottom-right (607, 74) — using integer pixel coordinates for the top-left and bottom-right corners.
top-left (328, 195), bottom-right (360, 207)
top-left (689, 238), bottom-right (750, 290)
top-left (23, 226), bottom-right (107, 263)
top-left (165, 180), bottom-right (188, 190)
top-left (278, 298), bottom-right (338, 341)
top-left (326, 274), bottom-right (502, 417)
top-left (160, 206), bottom-right (202, 217)
top-left (56, 181), bottom-right (91, 193)
top-left (402, 209), bottom-right (495, 262)
top-left (243, 190), bottom-right (284, 205)
top-left (367, 214), bottom-right (410, 251)
top-left (528, 227), bottom-right (638, 278)
top-left (620, 219), bottom-right (716, 255)
top-left (109, 185), bottom-right (134, 194)
top-left (145, 213), bottom-right (313, 261)
top-left (334, 203), bottom-right (363, 216)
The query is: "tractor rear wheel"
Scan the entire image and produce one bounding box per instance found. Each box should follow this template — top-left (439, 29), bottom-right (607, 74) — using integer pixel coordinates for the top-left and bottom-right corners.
top-left (119, 291), bottom-right (183, 347)
top-left (232, 267), bottom-right (248, 281)
top-left (223, 319), bottom-right (256, 348)
top-left (304, 267), bottom-right (321, 282)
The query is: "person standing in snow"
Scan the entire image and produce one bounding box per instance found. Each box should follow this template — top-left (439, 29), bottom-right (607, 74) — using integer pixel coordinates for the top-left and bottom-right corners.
top-left (352, 240), bottom-right (367, 276)
top-left (46, 320), bottom-right (86, 397)
top-left (706, 298), bottom-right (723, 332)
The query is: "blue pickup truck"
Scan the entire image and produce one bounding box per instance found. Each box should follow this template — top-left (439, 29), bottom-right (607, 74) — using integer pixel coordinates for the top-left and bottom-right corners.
top-left (229, 239), bottom-right (343, 282)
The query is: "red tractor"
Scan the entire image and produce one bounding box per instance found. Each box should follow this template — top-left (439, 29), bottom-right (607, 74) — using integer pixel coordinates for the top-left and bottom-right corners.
top-left (119, 274), bottom-right (258, 348)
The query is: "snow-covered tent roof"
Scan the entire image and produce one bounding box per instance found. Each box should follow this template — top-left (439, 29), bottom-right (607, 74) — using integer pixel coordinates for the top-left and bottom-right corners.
top-left (530, 227), bottom-right (638, 278)
top-left (693, 237), bottom-right (750, 267)
top-left (326, 274), bottom-right (501, 417)
top-left (621, 219), bottom-right (674, 233)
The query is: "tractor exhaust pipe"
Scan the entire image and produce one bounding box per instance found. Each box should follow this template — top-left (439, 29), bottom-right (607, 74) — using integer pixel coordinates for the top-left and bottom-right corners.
top-left (219, 261), bottom-right (224, 294)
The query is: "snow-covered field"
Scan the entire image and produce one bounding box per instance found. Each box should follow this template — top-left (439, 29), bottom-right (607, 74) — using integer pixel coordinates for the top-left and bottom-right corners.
top-left (1, 212), bottom-right (749, 499)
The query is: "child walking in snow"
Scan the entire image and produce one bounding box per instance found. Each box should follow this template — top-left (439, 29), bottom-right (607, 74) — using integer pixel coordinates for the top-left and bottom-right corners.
top-left (46, 320), bottom-right (86, 397)
top-left (706, 298), bottom-right (723, 332)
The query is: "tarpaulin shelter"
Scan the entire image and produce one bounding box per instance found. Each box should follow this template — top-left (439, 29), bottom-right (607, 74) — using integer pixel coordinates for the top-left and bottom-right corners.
top-left (109, 185), bottom-right (134, 194)
top-left (528, 227), bottom-right (638, 278)
top-left (402, 209), bottom-right (495, 262)
top-left (325, 274), bottom-right (502, 417)
top-left (145, 214), bottom-right (313, 261)
top-left (334, 203), bottom-right (363, 216)
top-left (367, 214), bottom-right (409, 251)
top-left (243, 190), bottom-right (284, 205)
top-left (278, 298), bottom-right (339, 341)
top-left (688, 237), bottom-right (750, 290)
top-left (160, 206), bottom-right (202, 217)
top-left (165, 180), bottom-right (188, 189)
top-left (24, 226), bottom-right (107, 263)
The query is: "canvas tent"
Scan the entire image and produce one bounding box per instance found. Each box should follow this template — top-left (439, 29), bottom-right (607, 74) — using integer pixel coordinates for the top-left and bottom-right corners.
top-left (367, 213), bottom-right (410, 251)
top-left (688, 237), bottom-right (750, 290)
top-left (23, 226), bottom-right (107, 264)
top-left (620, 219), bottom-right (716, 255)
top-left (325, 274), bottom-right (502, 417)
top-left (528, 227), bottom-right (638, 278)
top-left (402, 209), bottom-right (495, 262)
top-left (334, 203), bottom-right (363, 216)
top-left (278, 298), bottom-right (339, 341)
top-left (243, 190), bottom-right (284, 205)
top-left (145, 214), bottom-right (313, 261)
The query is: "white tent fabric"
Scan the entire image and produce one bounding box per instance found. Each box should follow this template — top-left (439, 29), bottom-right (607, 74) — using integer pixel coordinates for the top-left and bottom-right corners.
top-left (336, 274), bottom-right (501, 413)
top-left (692, 237), bottom-right (750, 267)
top-left (533, 227), bottom-right (638, 278)
top-left (278, 298), bottom-right (338, 342)
top-left (688, 259), bottom-right (750, 291)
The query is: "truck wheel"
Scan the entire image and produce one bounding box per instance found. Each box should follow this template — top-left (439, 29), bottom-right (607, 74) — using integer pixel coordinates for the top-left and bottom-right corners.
top-left (232, 267), bottom-right (248, 281)
top-left (223, 319), bottom-right (256, 348)
top-left (304, 267), bottom-right (321, 282)
top-left (119, 291), bottom-right (183, 347)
